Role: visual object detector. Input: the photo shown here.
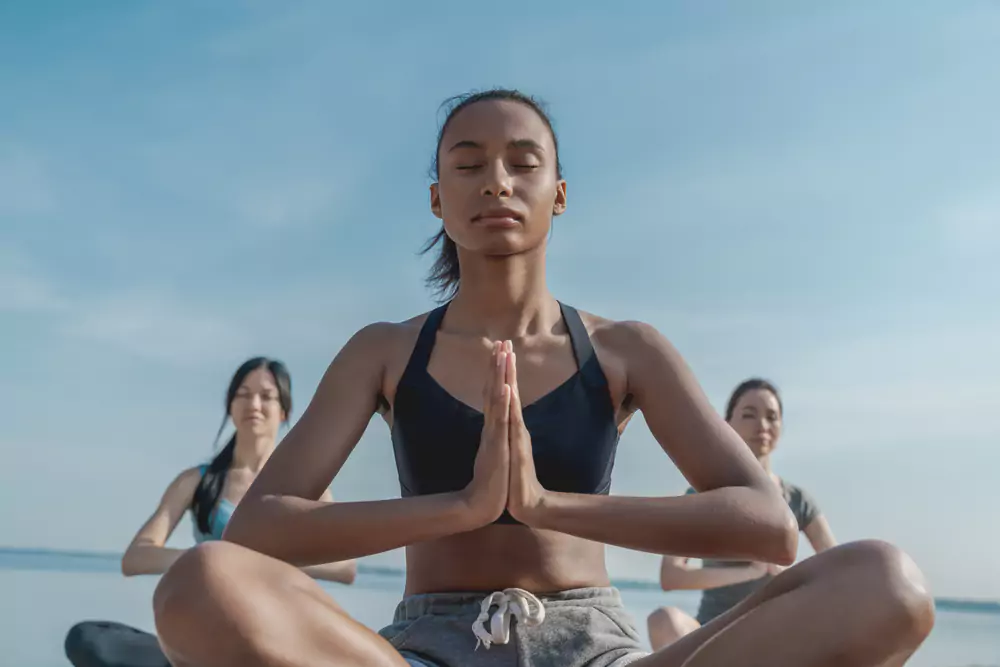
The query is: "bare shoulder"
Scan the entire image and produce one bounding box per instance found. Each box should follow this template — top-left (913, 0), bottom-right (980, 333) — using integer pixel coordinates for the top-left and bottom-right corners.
top-left (328, 318), bottom-right (420, 378)
top-left (328, 311), bottom-right (437, 413)
top-left (576, 311), bottom-right (686, 402)
top-left (158, 466), bottom-right (204, 505)
top-left (173, 466), bottom-right (204, 490)
top-left (577, 310), bottom-right (675, 364)
top-left (377, 311), bottom-right (437, 408)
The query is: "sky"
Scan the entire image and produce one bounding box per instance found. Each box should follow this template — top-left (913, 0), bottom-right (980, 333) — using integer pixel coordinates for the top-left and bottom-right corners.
top-left (1, 1), bottom-right (998, 600)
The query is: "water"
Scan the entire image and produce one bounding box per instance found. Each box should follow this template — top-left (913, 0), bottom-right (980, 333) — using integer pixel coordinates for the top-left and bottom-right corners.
top-left (3, 550), bottom-right (997, 667)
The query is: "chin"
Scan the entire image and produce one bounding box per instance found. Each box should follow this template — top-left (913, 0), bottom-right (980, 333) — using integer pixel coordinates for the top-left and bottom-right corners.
top-left (242, 422), bottom-right (273, 437)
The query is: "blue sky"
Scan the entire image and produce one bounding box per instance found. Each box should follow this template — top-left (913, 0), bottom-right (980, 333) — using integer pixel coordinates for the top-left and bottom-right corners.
top-left (2, 2), bottom-right (998, 599)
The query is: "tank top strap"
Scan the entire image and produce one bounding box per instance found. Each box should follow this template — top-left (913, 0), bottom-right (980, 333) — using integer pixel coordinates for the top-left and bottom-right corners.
top-left (406, 301), bottom-right (452, 372)
top-left (557, 302), bottom-right (606, 389)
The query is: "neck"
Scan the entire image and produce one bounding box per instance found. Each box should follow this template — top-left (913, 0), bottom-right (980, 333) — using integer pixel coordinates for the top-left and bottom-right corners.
top-left (447, 244), bottom-right (558, 340)
top-left (232, 431), bottom-right (273, 473)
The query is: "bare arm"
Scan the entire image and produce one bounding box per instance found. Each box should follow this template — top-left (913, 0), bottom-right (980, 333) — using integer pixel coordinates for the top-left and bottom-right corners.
top-left (803, 514), bottom-right (837, 553)
top-left (298, 489), bottom-right (358, 584)
top-left (121, 468), bottom-right (202, 576)
top-left (658, 556), bottom-right (767, 591)
top-left (527, 321), bottom-right (798, 564)
top-left (223, 324), bottom-right (502, 566)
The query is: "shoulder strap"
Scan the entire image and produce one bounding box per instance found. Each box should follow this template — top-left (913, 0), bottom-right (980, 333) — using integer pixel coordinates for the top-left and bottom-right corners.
top-left (558, 302), bottom-right (594, 368)
top-left (407, 301), bottom-right (451, 371)
top-left (559, 302), bottom-right (611, 392)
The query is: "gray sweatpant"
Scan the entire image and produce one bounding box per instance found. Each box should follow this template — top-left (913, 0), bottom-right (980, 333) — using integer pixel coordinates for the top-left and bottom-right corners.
top-left (377, 586), bottom-right (649, 667)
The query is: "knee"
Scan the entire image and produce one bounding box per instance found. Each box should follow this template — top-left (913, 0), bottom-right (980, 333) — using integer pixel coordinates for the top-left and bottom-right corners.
top-left (153, 542), bottom-right (241, 639)
top-left (838, 540), bottom-right (936, 643)
top-left (648, 606), bottom-right (689, 630)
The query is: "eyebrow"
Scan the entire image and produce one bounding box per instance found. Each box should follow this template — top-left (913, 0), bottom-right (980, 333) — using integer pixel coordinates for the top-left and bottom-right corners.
top-left (447, 139), bottom-right (546, 153)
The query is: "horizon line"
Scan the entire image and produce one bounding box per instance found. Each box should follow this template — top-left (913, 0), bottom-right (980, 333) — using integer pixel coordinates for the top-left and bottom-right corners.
top-left (4, 545), bottom-right (998, 614)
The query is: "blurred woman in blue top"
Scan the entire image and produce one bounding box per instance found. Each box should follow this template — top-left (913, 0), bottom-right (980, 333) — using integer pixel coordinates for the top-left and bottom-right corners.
top-left (120, 356), bottom-right (356, 583)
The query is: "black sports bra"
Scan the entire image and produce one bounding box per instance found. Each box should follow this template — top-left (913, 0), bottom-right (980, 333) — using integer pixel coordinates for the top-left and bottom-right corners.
top-left (390, 301), bottom-right (622, 524)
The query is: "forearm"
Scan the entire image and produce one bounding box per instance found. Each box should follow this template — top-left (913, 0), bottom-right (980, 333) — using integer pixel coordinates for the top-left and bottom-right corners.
top-left (534, 486), bottom-right (797, 564)
top-left (301, 560), bottom-right (357, 584)
top-left (662, 565), bottom-right (764, 591)
top-left (121, 545), bottom-right (187, 576)
top-left (224, 492), bottom-right (483, 565)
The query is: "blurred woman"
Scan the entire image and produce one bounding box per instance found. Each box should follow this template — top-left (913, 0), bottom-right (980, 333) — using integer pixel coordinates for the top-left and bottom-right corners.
top-left (647, 378), bottom-right (836, 650)
top-left (65, 357), bottom-right (355, 667)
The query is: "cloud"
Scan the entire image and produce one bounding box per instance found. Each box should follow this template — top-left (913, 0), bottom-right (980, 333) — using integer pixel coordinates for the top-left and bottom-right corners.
top-left (774, 323), bottom-right (1000, 452)
top-left (0, 147), bottom-right (56, 217)
top-left (234, 178), bottom-right (343, 230)
top-left (937, 191), bottom-right (1000, 256)
top-left (0, 247), bottom-right (66, 313)
top-left (63, 289), bottom-right (252, 366)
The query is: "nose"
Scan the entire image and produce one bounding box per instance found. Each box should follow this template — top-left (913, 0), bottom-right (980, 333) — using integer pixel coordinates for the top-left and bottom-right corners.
top-left (480, 159), bottom-right (513, 198)
top-left (249, 393), bottom-right (263, 410)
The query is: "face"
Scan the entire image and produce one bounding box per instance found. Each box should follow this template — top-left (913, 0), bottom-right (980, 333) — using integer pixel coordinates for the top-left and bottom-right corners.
top-left (229, 367), bottom-right (285, 441)
top-left (728, 388), bottom-right (782, 459)
top-left (430, 99), bottom-right (567, 258)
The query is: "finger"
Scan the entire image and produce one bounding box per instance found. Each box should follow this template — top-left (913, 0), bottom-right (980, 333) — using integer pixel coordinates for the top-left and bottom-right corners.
top-left (508, 373), bottom-right (523, 428)
top-left (503, 339), bottom-right (512, 384)
top-left (506, 347), bottom-right (518, 401)
top-left (483, 341), bottom-right (501, 418)
top-left (492, 349), bottom-right (508, 420)
top-left (495, 384), bottom-right (511, 437)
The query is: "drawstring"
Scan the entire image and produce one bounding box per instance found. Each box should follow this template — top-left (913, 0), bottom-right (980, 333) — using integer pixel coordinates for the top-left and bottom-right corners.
top-left (471, 588), bottom-right (546, 650)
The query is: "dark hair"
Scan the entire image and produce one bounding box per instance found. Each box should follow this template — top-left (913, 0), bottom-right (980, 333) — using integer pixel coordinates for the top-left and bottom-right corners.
top-left (190, 357), bottom-right (292, 535)
top-left (724, 378), bottom-right (783, 422)
top-left (420, 88), bottom-right (564, 302)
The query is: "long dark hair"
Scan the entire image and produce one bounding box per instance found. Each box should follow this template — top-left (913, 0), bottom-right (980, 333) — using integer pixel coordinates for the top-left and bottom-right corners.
top-left (724, 378), bottom-right (783, 422)
top-left (189, 357), bottom-right (292, 534)
top-left (420, 88), bottom-right (564, 302)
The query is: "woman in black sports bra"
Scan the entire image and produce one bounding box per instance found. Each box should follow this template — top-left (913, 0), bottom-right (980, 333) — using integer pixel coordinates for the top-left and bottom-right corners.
top-left (151, 89), bottom-right (934, 667)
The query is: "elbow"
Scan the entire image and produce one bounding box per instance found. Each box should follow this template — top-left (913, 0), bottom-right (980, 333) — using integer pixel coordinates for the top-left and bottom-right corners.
top-left (658, 560), bottom-right (686, 591)
top-left (343, 560), bottom-right (358, 585)
top-left (220, 502), bottom-right (258, 549)
top-left (746, 484), bottom-right (798, 565)
top-left (767, 504), bottom-right (799, 565)
top-left (120, 548), bottom-right (142, 577)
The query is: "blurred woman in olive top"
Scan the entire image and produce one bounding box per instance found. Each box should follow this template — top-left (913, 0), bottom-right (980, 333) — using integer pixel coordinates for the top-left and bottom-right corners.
top-left (647, 378), bottom-right (838, 650)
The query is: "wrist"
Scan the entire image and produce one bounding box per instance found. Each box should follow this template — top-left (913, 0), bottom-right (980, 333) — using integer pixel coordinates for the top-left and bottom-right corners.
top-left (517, 489), bottom-right (555, 528)
top-left (455, 490), bottom-right (501, 531)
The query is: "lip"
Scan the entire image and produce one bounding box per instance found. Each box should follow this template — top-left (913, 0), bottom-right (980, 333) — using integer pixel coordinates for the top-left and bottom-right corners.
top-left (473, 207), bottom-right (524, 227)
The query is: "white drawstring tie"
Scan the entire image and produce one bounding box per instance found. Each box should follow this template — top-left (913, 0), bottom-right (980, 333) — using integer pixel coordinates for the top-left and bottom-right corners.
top-left (471, 588), bottom-right (546, 650)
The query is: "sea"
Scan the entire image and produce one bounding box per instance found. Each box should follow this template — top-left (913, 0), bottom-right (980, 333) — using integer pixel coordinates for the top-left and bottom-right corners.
top-left (2, 548), bottom-right (997, 667)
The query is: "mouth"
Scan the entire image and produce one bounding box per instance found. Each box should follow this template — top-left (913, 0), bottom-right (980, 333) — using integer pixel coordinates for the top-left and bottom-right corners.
top-left (472, 208), bottom-right (524, 227)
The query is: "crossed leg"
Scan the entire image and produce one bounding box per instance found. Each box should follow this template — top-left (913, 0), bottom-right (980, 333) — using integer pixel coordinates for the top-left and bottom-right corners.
top-left (647, 606), bottom-right (700, 651)
top-left (153, 541), bottom-right (407, 667)
top-left (633, 540), bottom-right (934, 667)
top-left (153, 539), bottom-right (933, 667)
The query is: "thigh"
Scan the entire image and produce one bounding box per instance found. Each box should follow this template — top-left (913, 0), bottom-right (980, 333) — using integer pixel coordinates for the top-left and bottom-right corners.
top-left (154, 541), bottom-right (410, 667)
top-left (629, 541), bottom-right (933, 667)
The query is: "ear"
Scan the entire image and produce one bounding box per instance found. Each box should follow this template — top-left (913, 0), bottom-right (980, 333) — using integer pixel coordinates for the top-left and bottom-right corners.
top-left (430, 183), bottom-right (443, 220)
top-left (552, 179), bottom-right (567, 217)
